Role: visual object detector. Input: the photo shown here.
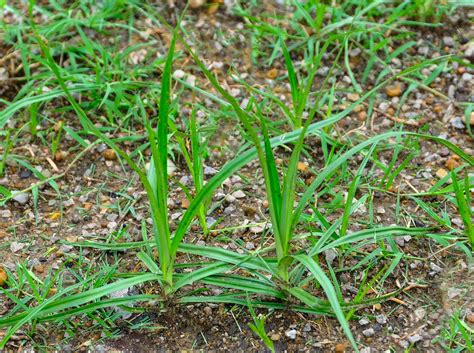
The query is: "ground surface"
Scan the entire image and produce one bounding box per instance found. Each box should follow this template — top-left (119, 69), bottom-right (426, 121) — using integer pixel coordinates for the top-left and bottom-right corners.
top-left (1, 1), bottom-right (473, 352)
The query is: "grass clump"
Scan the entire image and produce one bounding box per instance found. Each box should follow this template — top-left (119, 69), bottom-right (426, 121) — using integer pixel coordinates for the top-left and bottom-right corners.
top-left (0, 1), bottom-right (473, 351)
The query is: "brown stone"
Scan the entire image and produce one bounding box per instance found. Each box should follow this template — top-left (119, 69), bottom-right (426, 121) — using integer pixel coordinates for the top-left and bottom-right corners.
top-left (445, 158), bottom-right (459, 171)
top-left (103, 149), bottom-right (117, 160)
top-left (433, 104), bottom-right (443, 114)
top-left (208, 2), bottom-right (220, 14)
top-left (297, 161), bottom-right (308, 172)
top-left (181, 198), bottom-right (190, 209)
top-left (54, 150), bottom-right (67, 162)
top-left (189, 0), bottom-right (205, 8)
top-left (0, 267), bottom-right (7, 286)
top-left (34, 264), bottom-right (45, 273)
top-left (347, 93), bottom-right (360, 102)
top-left (385, 82), bottom-right (403, 97)
top-left (436, 168), bottom-right (448, 179)
top-left (461, 112), bottom-right (474, 126)
top-left (358, 111), bottom-right (367, 121)
top-left (266, 68), bottom-right (279, 79)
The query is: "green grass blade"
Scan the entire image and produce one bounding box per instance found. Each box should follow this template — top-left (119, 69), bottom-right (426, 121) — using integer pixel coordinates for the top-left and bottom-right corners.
top-left (293, 254), bottom-right (358, 352)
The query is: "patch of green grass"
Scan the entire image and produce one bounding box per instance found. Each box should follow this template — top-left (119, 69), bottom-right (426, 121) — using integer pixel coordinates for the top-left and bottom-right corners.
top-left (434, 311), bottom-right (473, 352)
top-left (0, 0), bottom-right (473, 351)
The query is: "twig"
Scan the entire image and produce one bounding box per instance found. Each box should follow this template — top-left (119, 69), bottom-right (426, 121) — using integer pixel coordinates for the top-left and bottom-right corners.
top-left (363, 102), bottom-right (422, 127)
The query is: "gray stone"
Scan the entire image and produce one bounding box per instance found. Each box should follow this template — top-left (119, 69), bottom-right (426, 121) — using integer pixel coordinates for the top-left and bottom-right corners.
top-left (232, 190), bottom-right (246, 199)
top-left (362, 328), bottom-right (375, 337)
top-left (415, 308), bottom-right (426, 321)
top-left (204, 166), bottom-right (218, 175)
top-left (442, 36), bottom-right (455, 47)
top-left (349, 48), bottom-right (361, 57)
top-left (59, 244), bottom-right (73, 253)
top-left (448, 287), bottom-right (462, 299)
top-left (0, 209), bottom-right (12, 218)
top-left (418, 47), bottom-right (429, 56)
top-left (399, 340), bottom-right (409, 349)
top-left (63, 198), bottom-right (74, 207)
top-left (285, 329), bottom-right (297, 340)
top-left (324, 249), bottom-right (337, 265)
top-left (451, 117), bottom-right (465, 129)
top-left (408, 334), bottom-right (423, 344)
top-left (225, 194), bottom-right (236, 203)
top-left (245, 242), bottom-right (255, 250)
top-left (430, 262), bottom-right (443, 273)
top-left (173, 69), bottom-right (185, 79)
top-left (376, 314), bottom-right (387, 324)
top-left (206, 217), bottom-right (216, 228)
top-left (448, 85), bottom-right (456, 98)
top-left (465, 43), bottom-right (474, 58)
top-left (12, 192), bottom-right (29, 205)
top-left (10, 241), bottom-right (26, 253)
top-left (395, 237), bottom-right (406, 247)
top-left (378, 101), bottom-right (390, 111)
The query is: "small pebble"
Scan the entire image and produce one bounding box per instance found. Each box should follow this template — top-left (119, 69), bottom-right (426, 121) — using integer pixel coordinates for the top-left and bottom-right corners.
top-left (0, 267), bottom-right (7, 286)
top-left (408, 334), bottom-right (423, 344)
top-left (0, 209), bottom-right (12, 218)
top-left (324, 249), bottom-right (337, 265)
top-left (20, 169), bottom-right (33, 179)
top-left (285, 329), bottom-right (297, 340)
top-left (173, 69), bottom-right (185, 79)
top-left (347, 93), bottom-right (360, 102)
top-left (232, 190), bottom-right (246, 199)
top-left (385, 82), bottom-right (403, 97)
top-left (418, 47), bottom-right (429, 56)
top-left (204, 166), bottom-right (218, 175)
top-left (206, 217), bottom-right (216, 228)
top-left (203, 306), bottom-right (212, 315)
top-left (34, 264), bottom-right (45, 273)
top-left (362, 328), bottom-right (375, 337)
top-left (12, 192), bottom-right (29, 205)
top-left (10, 241), bottom-right (26, 253)
top-left (443, 36), bottom-right (455, 47)
top-left (103, 149), bottom-right (117, 160)
top-left (435, 168), bottom-right (448, 179)
top-left (267, 68), bottom-right (279, 79)
top-left (376, 314), bottom-right (387, 324)
top-left (461, 112), bottom-right (474, 126)
top-left (270, 333), bottom-right (280, 341)
top-left (414, 308), bottom-right (426, 321)
top-left (245, 242), bottom-right (255, 250)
